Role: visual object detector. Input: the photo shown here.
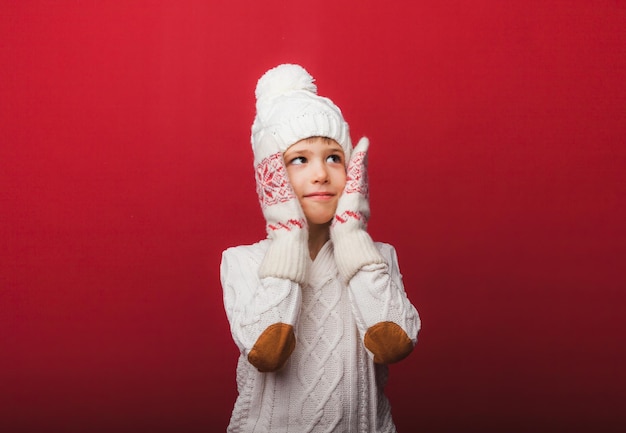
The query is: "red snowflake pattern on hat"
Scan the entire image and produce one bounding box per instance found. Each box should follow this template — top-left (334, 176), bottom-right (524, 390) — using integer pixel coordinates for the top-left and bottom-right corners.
top-left (256, 153), bottom-right (295, 208)
top-left (344, 151), bottom-right (369, 196)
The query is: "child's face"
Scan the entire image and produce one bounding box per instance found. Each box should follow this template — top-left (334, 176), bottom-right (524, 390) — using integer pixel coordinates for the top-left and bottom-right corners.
top-left (283, 137), bottom-right (347, 226)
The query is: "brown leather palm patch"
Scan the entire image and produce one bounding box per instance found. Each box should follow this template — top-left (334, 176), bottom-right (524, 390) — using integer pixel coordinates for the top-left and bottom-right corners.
top-left (364, 321), bottom-right (413, 364)
top-left (248, 322), bottom-right (296, 372)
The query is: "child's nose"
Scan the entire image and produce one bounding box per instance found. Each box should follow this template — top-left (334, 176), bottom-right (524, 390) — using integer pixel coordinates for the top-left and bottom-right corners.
top-left (312, 162), bottom-right (329, 183)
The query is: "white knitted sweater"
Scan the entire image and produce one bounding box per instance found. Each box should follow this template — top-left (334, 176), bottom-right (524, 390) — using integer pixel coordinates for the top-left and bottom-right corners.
top-left (221, 239), bottom-right (420, 433)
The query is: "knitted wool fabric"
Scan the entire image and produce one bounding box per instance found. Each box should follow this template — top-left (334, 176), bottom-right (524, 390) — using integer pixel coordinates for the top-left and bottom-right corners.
top-left (251, 64), bottom-right (352, 166)
top-left (221, 240), bottom-right (421, 433)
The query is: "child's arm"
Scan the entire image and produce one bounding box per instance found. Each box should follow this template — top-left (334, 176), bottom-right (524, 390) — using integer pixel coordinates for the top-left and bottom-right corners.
top-left (221, 247), bottom-right (302, 373)
top-left (331, 137), bottom-right (420, 364)
top-left (221, 151), bottom-right (308, 373)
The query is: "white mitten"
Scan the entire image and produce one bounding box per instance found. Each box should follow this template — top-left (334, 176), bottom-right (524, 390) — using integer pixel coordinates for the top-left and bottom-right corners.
top-left (255, 152), bottom-right (309, 284)
top-left (330, 137), bottom-right (385, 282)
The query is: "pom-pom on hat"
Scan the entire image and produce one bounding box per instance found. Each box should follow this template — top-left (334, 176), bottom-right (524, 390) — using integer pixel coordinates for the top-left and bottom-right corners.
top-left (251, 64), bottom-right (352, 165)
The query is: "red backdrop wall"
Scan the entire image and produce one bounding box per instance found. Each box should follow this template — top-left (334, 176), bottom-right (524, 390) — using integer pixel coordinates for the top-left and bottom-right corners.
top-left (1, 1), bottom-right (624, 432)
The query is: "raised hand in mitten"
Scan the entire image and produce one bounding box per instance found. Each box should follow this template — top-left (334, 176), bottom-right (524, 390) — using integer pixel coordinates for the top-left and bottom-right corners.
top-left (255, 152), bottom-right (309, 284)
top-left (330, 137), bottom-right (385, 282)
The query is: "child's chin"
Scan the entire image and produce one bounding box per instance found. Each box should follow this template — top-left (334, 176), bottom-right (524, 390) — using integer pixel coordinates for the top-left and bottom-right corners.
top-left (305, 216), bottom-right (334, 227)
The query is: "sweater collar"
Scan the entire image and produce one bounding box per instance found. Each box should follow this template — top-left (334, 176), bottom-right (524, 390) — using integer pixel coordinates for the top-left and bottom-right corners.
top-left (308, 241), bottom-right (337, 286)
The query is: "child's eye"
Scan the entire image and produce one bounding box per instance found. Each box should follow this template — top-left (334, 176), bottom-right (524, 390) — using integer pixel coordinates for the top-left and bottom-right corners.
top-left (290, 156), bottom-right (307, 165)
top-left (326, 154), bottom-right (343, 164)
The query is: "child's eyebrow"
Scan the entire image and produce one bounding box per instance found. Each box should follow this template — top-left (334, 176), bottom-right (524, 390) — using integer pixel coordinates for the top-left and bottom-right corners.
top-left (286, 148), bottom-right (309, 156)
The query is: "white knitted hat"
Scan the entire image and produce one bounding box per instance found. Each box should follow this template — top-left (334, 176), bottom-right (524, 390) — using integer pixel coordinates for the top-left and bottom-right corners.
top-left (251, 64), bottom-right (352, 165)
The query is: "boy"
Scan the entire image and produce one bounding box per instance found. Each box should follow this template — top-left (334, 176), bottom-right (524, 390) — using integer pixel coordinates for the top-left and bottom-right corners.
top-left (220, 64), bottom-right (420, 432)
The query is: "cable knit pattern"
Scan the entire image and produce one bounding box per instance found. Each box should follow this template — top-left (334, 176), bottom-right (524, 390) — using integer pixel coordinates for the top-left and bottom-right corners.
top-left (221, 240), bottom-right (420, 432)
top-left (221, 243), bottom-right (301, 354)
top-left (291, 246), bottom-right (345, 431)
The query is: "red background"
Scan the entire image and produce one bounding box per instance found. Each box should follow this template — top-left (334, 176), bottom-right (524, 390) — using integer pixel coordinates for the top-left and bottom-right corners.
top-left (1, 1), bottom-right (625, 432)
